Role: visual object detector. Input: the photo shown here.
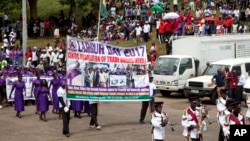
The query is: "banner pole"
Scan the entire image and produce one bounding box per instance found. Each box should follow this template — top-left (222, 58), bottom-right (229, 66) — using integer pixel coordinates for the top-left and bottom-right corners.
top-left (97, 0), bottom-right (102, 42)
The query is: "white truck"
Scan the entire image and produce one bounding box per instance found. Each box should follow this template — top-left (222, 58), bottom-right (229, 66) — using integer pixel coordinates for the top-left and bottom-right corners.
top-left (153, 34), bottom-right (250, 97)
top-left (185, 58), bottom-right (250, 104)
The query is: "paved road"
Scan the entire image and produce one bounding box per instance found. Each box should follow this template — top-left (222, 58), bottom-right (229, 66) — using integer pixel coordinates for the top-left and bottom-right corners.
top-left (0, 93), bottom-right (247, 141)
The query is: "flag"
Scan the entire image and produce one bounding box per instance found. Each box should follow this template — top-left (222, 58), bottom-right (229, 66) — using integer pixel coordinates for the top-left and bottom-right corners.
top-left (100, 0), bottom-right (108, 18)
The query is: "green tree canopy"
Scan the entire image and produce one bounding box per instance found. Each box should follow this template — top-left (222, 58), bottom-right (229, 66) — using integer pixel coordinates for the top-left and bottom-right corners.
top-left (59, 0), bottom-right (99, 16)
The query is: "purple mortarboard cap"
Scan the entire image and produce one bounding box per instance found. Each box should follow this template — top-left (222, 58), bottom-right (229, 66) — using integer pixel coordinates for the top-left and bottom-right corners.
top-left (61, 80), bottom-right (66, 86)
top-left (47, 71), bottom-right (54, 76)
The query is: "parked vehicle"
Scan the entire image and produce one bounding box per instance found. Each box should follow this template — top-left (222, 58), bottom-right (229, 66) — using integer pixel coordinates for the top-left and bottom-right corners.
top-left (185, 58), bottom-right (250, 104)
top-left (153, 34), bottom-right (250, 97)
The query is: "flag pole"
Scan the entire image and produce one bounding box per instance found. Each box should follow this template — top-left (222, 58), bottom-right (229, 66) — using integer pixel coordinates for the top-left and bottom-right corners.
top-left (97, 0), bottom-right (102, 42)
top-left (22, 0), bottom-right (27, 66)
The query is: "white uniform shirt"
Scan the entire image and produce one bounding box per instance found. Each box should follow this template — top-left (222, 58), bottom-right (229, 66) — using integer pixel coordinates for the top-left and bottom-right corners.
top-left (223, 113), bottom-right (245, 136)
top-left (149, 82), bottom-right (156, 97)
top-left (151, 111), bottom-right (167, 140)
top-left (216, 97), bottom-right (227, 125)
top-left (182, 107), bottom-right (200, 139)
top-left (57, 87), bottom-right (69, 108)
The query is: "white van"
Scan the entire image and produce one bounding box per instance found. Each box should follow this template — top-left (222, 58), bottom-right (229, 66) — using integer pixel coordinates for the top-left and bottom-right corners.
top-left (185, 58), bottom-right (250, 104)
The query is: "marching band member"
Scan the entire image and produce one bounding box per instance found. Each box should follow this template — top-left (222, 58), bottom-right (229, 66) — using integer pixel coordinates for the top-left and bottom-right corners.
top-left (216, 89), bottom-right (228, 141)
top-left (151, 102), bottom-right (168, 141)
top-left (196, 96), bottom-right (208, 141)
top-left (223, 101), bottom-right (245, 140)
top-left (182, 97), bottom-right (203, 141)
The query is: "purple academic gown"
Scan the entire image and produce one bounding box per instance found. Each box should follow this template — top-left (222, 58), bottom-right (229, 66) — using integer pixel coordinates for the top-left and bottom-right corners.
top-left (37, 87), bottom-right (50, 112)
top-left (50, 78), bottom-right (60, 110)
top-left (12, 81), bottom-right (25, 112)
top-left (68, 69), bottom-right (83, 112)
top-left (83, 101), bottom-right (91, 114)
top-left (71, 100), bottom-right (83, 112)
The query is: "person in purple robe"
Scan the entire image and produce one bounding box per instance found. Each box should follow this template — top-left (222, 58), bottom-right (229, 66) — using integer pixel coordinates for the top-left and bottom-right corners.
top-left (71, 100), bottom-right (83, 118)
top-left (31, 72), bottom-right (42, 114)
top-left (0, 72), bottom-right (6, 109)
top-left (36, 79), bottom-right (52, 122)
top-left (9, 74), bottom-right (26, 118)
top-left (67, 61), bottom-right (81, 85)
top-left (83, 101), bottom-right (91, 116)
top-left (49, 72), bottom-right (61, 115)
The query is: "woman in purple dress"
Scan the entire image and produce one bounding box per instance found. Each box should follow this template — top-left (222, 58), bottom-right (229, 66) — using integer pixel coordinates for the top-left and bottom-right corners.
top-left (31, 72), bottom-right (41, 114)
top-left (9, 74), bottom-right (26, 118)
top-left (36, 79), bottom-right (52, 122)
top-left (71, 100), bottom-right (83, 118)
top-left (49, 72), bottom-right (60, 114)
top-left (0, 72), bottom-right (6, 108)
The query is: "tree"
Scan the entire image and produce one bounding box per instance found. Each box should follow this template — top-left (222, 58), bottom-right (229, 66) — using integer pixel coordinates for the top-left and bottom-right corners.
top-left (59, 0), bottom-right (99, 16)
top-left (28, 0), bottom-right (38, 19)
top-left (0, 0), bottom-right (21, 15)
top-left (0, 0), bottom-right (38, 20)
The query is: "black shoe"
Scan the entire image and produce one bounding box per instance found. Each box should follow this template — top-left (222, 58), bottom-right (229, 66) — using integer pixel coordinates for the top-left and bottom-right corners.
top-left (140, 121), bottom-right (145, 124)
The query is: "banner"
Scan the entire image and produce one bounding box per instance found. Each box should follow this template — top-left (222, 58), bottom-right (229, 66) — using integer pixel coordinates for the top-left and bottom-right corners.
top-left (66, 36), bottom-right (150, 101)
top-left (7, 76), bottom-right (53, 102)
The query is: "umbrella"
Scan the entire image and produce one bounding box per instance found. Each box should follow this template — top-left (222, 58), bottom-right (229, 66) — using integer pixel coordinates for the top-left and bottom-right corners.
top-left (151, 5), bottom-right (164, 12)
top-left (163, 12), bottom-right (179, 20)
top-left (204, 17), bottom-right (215, 22)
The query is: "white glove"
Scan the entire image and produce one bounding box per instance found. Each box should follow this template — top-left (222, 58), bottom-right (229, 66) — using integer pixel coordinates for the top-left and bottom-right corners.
top-left (64, 107), bottom-right (69, 112)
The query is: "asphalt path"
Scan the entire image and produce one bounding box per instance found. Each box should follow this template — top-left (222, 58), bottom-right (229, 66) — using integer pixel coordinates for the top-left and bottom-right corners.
top-left (0, 93), bottom-right (248, 141)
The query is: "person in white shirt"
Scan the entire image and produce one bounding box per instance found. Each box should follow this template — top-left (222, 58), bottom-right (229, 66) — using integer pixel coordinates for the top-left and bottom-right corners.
top-left (32, 46), bottom-right (38, 67)
top-left (143, 21), bottom-right (150, 42)
top-left (156, 19), bottom-right (161, 39)
top-left (182, 97), bottom-right (205, 141)
top-left (57, 80), bottom-right (71, 137)
top-left (195, 8), bottom-right (201, 18)
top-left (139, 76), bottom-right (156, 124)
top-left (236, 71), bottom-right (245, 102)
top-left (3, 34), bottom-right (9, 47)
top-left (173, 0), bottom-right (178, 12)
top-left (135, 23), bottom-right (142, 45)
top-left (216, 89), bottom-right (228, 140)
top-left (51, 48), bottom-right (59, 67)
top-left (204, 7), bottom-right (211, 17)
top-left (26, 57), bottom-right (32, 67)
top-left (39, 49), bottom-right (47, 61)
top-left (40, 21), bottom-right (45, 37)
top-left (89, 100), bottom-right (101, 130)
top-left (151, 102), bottom-right (168, 141)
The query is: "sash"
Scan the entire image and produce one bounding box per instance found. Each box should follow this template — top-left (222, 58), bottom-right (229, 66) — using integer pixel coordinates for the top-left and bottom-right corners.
top-left (187, 108), bottom-right (199, 125)
top-left (229, 114), bottom-right (241, 125)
